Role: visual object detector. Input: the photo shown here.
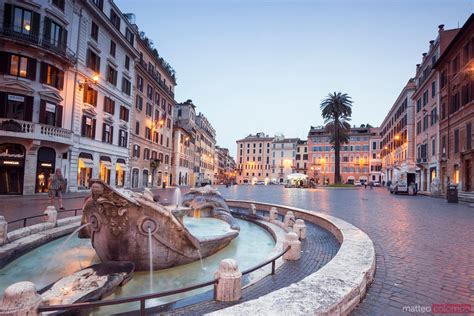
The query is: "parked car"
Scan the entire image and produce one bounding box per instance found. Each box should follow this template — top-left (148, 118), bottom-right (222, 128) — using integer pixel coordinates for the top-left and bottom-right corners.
top-left (390, 181), bottom-right (408, 194)
top-left (373, 181), bottom-right (381, 187)
top-left (354, 181), bottom-right (362, 186)
top-left (255, 180), bottom-right (265, 185)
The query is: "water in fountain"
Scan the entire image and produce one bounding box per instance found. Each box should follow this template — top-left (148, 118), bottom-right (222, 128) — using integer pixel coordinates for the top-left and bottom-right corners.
top-left (38, 223), bottom-right (91, 285)
top-left (173, 187), bottom-right (182, 208)
top-left (148, 227), bottom-right (153, 293)
top-left (196, 249), bottom-right (206, 271)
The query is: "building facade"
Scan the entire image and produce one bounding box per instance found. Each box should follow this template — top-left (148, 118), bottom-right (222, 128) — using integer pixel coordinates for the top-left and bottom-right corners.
top-left (171, 124), bottom-right (194, 186)
top-left (194, 112), bottom-right (216, 186)
top-left (129, 31), bottom-right (176, 189)
top-left (236, 132), bottom-right (274, 184)
top-left (369, 128), bottom-right (383, 184)
top-left (308, 126), bottom-right (375, 184)
top-left (380, 79), bottom-right (417, 185)
top-left (214, 146), bottom-right (235, 184)
top-left (0, 0), bottom-right (76, 195)
top-left (271, 136), bottom-right (299, 183)
top-left (295, 140), bottom-right (308, 175)
top-left (70, 0), bottom-right (140, 192)
top-left (435, 15), bottom-right (474, 192)
top-left (413, 24), bottom-right (459, 192)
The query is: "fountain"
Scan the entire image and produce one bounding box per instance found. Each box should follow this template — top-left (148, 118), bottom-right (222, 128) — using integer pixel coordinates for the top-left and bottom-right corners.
top-left (182, 185), bottom-right (240, 231)
top-left (78, 180), bottom-right (240, 271)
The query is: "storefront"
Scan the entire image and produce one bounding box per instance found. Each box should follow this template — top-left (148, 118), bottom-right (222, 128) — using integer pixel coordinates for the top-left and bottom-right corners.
top-left (131, 168), bottom-right (139, 188)
top-left (0, 143), bottom-right (25, 195)
top-left (35, 147), bottom-right (55, 193)
top-left (115, 159), bottom-right (126, 187)
top-left (99, 156), bottom-right (112, 185)
top-left (77, 152), bottom-right (93, 190)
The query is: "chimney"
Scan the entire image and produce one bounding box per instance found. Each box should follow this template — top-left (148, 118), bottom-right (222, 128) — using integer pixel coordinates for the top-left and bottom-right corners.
top-left (438, 24), bottom-right (445, 31)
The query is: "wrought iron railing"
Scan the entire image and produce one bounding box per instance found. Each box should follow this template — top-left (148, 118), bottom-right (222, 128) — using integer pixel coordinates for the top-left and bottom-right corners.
top-left (7, 208), bottom-right (82, 230)
top-left (0, 25), bottom-right (76, 63)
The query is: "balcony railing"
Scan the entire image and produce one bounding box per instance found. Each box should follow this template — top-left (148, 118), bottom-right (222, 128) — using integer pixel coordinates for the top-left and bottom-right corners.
top-left (0, 118), bottom-right (73, 144)
top-left (138, 58), bottom-right (175, 98)
top-left (1, 25), bottom-right (76, 63)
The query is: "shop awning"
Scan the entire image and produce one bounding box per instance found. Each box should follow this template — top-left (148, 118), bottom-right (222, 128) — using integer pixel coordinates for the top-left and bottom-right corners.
top-left (286, 173), bottom-right (309, 180)
top-left (116, 162), bottom-right (127, 169)
top-left (79, 158), bottom-right (94, 168)
top-left (100, 160), bottom-right (112, 169)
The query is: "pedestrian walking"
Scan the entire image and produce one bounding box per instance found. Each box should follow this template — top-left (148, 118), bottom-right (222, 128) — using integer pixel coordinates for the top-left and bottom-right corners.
top-left (48, 168), bottom-right (66, 210)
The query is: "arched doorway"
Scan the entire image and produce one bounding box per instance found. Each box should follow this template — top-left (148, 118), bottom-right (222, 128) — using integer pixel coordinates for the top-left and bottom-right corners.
top-left (77, 153), bottom-right (93, 189)
top-left (35, 147), bottom-right (55, 193)
top-left (0, 143), bottom-right (25, 195)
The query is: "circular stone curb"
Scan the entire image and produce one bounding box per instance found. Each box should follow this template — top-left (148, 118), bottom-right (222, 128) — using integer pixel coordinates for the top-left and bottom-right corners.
top-left (207, 200), bottom-right (376, 316)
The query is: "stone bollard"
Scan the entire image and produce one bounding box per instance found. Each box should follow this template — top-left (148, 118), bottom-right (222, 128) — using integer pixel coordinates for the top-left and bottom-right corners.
top-left (214, 259), bottom-right (242, 302)
top-left (269, 207), bottom-right (279, 222)
top-left (283, 211), bottom-right (295, 229)
top-left (293, 219), bottom-right (307, 240)
top-left (249, 204), bottom-right (257, 216)
top-left (283, 232), bottom-right (301, 261)
top-left (43, 206), bottom-right (58, 225)
top-left (0, 281), bottom-right (41, 316)
top-left (0, 216), bottom-right (7, 246)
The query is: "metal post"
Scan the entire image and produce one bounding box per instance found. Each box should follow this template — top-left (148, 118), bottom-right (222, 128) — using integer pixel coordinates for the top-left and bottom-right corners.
top-left (140, 299), bottom-right (145, 316)
top-left (23, 218), bottom-right (27, 228)
top-left (271, 260), bottom-right (275, 275)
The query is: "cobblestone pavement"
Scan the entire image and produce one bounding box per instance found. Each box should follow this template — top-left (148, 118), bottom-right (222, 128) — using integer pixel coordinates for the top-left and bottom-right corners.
top-left (216, 186), bottom-right (474, 315)
top-left (141, 217), bottom-right (340, 315)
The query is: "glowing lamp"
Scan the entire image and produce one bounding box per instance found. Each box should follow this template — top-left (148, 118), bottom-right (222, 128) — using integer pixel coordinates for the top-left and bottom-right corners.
top-left (92, 74), bottom-right (100, 82)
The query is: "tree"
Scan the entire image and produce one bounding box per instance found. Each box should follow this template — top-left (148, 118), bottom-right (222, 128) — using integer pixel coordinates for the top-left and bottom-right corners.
top-left (320, 92), bottom-right (353, 184)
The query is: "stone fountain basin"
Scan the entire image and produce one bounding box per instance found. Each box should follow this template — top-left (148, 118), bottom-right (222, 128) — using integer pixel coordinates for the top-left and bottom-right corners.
top-left (39, 261), bottom-right (134, 306)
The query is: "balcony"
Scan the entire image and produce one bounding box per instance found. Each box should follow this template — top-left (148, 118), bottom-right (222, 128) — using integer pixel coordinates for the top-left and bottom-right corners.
top-left (0, 26), bottom-right (76, 64)
top-left (0, 118), bottom-right (73, 145)
top-left (137, 58), bottom-right (175, 99)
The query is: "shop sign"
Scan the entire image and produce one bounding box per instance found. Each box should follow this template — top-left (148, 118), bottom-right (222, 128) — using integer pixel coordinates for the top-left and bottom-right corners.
top-left (7, 95), bottom-right (24, 102)
top-left (46, 103), bottom-right (56, 113)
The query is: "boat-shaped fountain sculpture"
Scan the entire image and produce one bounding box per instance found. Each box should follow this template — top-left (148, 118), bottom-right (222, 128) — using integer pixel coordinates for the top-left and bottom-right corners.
top-left (78, 180), bottom-right (239, 271)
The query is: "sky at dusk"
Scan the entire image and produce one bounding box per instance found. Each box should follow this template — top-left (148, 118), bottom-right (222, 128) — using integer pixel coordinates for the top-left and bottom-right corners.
top-left (116, 0), bottom-right (472, 157)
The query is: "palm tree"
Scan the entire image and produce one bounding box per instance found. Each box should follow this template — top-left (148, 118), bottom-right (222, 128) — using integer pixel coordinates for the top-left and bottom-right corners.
top-left (320, 92), bottom-right (353, 184)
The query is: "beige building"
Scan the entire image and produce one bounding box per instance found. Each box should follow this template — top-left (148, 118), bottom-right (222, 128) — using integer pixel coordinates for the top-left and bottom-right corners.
top-left (295, 140), bottom-right (309, 175)
top-left (214, 146), bottom-right (235, 184)
top-left (129, 30), bottom-right (176, 189)
top-left (236, 132), bottom-right (274, 184)
top-left (380, 79), bottom-right (417, 185)
top-left (171, 124), bottom-right (194, 186)
top-left (271, 136), bottom-right (299, 183)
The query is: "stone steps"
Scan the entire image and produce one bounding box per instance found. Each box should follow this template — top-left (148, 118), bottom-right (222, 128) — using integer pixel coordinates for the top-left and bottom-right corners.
top-left (458, 192), bottom-right (474, 203)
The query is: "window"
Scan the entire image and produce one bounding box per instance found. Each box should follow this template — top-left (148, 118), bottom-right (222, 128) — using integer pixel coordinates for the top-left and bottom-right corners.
top-left (7, 5), bottom-right (38, 35)
top-left (124, 55), bottom-right (130, 70)
top-left (125, 27), bottom-right (134, 46)
top-left (91, 22), bottom-right (99, 41)
top-left (133, 144), bottom-right (140, 158)
top-left (119, 106), bottom-right (129, 122)
top-left (135, 121), bottom-right (140, 135)
top-left (137, 75), bottom-right (143, 92)
top-left (122, 78), bottom-right (131, 95)
top-left (146, 103), bottom-right (152, 117)
top-left (153, 131), bottom-right (159, 143)
top-left (103, 96), bottom-right (115, 115)
top-left (467, 123), bottom-right (472, 151)
top-left (81, 115), bottom-right (96, 139)
top-left (432, 138), bottom-right (436, 156)
top-left (451, 55), bottom-right (459, 74)
top-left (5, 53), bottom-right (36, 80)
top-left (432, 81), bottom-right (436, 98)
top-left (92, 0), bottom-right (104, 10)
top-left (0, 93), bottom-right (33, 121)
top-left (118, 130), bottom-right (128, 147)
top-left (423, 90), bottom-right (428, 106)
top-left (110, 10), bottom-right (120, 30)
top-left (416, 98), bottom-right (421, 113)
top-left (147, 85), bottom-right (153, 99)
top-left (106, 65), bottom-right (117, 86)
top-left (40, 62), bottom-right (64, 90)
top-left (102, 123), bottom-right (113, 144)
top-left (463, 43), bottom-right (470, 65)
top-left (155, 93), bottom-right (160, 105)
top-left (44, 17), bottom-right (66, 49)
top-left (431, 108), bottom-right (437, 125)
top-left (461, 84), bottom-right (470, 106)
top-left (52, 0), bottom-right (65, 11)
top-left (143, 148), bottom-right (150, 160)
top-left (109, 40), bottom-right (116, 57)
top-left (39, 100), bottom-right (63, 127)
top-left (416, 121), bottom-right (422, 135)
top-left (454, 129), bottom-right (459, 153)
top-left (86, 49), bottom-right (100, 73)
top-left (145, 127), bottom-right (151, 140)
top-left (83, 86), bottom-right (98, 106)
top-left (136, 95), bottom-right (143, 110)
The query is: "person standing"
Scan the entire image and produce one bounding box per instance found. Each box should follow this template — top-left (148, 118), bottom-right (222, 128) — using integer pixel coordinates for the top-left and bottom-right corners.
top-left (49, 168), bottom-right (66, 210)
